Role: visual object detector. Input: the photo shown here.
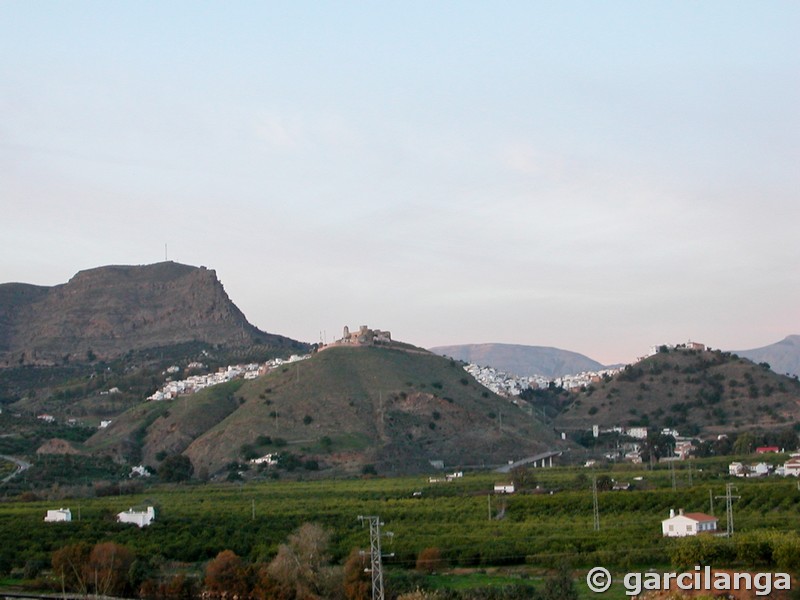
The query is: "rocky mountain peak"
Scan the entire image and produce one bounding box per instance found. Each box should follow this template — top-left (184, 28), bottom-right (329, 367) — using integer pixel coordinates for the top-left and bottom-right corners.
top-left (0, 262), bottom-right (304, 366)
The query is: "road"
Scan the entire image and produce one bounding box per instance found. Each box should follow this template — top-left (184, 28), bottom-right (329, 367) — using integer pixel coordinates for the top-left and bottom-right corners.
top-left (0, 454), bottom-right (31, 483)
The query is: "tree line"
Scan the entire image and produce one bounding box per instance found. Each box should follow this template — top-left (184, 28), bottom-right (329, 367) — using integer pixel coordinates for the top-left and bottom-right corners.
top-left (40, 522), bottom-right (581, 600)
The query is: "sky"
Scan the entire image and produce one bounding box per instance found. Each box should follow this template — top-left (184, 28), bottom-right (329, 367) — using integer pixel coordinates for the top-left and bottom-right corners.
top-left (1, 2), bottom-right (798, 365)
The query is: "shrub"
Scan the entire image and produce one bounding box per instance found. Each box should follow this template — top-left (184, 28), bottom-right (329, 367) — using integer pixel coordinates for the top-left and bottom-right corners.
top-left (415, 547), bottom-right (445, 573)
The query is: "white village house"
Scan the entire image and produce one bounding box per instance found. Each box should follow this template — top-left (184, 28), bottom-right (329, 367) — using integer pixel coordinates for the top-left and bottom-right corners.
top-left (783, 456), bottom-right (800, 477)
top-left (493, 482), bottom-right (515, 494)
top-left (44, 508), bottom-right (72, 522)
top-left (661, 509), bottom-right (717, 537)
top-left (117, 506), bottom-right (156, 528)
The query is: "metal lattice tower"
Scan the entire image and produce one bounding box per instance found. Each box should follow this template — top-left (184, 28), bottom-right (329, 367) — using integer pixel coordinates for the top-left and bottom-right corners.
top-left (716, 483), bottom-right (740, 537)
top-left (359, 515), bottom-right (386, 600)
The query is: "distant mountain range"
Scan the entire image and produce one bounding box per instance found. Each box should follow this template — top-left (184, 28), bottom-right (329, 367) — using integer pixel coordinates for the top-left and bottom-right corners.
top-left (431, 337), bottom-right (800, 381)
top-left (0, 260), bottom-right (797, 477)
top-left (429, 343), bottom-right (606, 378)
top-left (0, 262), bottom-right (563, 477)
top-left (0, 262), bottom-right (306, 366)
top-left (733, 335), bottom-right (800, 379)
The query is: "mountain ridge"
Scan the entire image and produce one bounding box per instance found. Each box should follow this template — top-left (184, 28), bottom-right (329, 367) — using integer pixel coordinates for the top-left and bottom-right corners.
top-left (429, 342), bottom-right (605, 378)
top-left (733, 335), bottom-right (800, 379)
top-left (0, 261), bottom-right (307, 367)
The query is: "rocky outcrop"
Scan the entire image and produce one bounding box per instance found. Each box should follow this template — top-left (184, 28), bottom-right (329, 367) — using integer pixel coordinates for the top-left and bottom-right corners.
top-left (0, 262), bottom-right (305, 366)
top-left (36, 438), bottom-right (84, 455)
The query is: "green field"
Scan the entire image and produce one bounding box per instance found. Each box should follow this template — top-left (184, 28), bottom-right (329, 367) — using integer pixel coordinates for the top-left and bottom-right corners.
top-left (2, 461), bottom-right (800, 596)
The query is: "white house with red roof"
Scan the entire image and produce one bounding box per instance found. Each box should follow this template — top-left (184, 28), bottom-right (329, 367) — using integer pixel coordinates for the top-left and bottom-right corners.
top-left (661, 509), bottom-right (718, 537)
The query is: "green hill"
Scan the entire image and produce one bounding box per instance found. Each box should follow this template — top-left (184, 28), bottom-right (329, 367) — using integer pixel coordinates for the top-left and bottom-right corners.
top-left (88, 344), bottom-right (562, 477)
top-left (554, 347), bottom-right (800, 436)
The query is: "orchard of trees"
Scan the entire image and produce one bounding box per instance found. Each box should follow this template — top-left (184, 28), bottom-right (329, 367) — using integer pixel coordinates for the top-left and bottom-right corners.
top-left (4, 460), bottom-right (800, 599)
top-left (44, 523), bottom-right (555, 600)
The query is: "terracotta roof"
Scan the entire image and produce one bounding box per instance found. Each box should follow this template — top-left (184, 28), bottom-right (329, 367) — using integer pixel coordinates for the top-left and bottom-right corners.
top-left (683, 512), bottom-right (717, 522)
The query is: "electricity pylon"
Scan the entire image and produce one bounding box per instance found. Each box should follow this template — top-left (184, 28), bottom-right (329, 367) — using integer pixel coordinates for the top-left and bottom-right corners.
top-left (716, 483), bottom-right (741, 537)
top-left (358, 515), bottom-right (393, 600)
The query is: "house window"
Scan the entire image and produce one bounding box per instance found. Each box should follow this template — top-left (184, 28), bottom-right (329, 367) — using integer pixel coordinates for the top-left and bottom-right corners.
top-left (669, 525), bottom-right (674, 531)
top-left (687, 525), bottom-right (694, 532)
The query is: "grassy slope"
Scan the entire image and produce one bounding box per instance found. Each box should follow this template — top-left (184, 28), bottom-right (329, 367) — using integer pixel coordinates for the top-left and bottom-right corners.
top-left (85, 380), bottom-right (244, 464)
top-left (555, 349), bottom-right (800, 434)
top-left (182, 345), bottom-right (560, 475)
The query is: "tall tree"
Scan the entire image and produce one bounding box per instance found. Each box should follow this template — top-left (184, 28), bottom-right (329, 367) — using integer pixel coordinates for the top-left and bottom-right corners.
top-left (159, 454), bottom-right (194, 482)
top-left (268, 523), bottom-right (331, 600)
top-left (52, 543), bottom-right (91, 594)
top-left (87, 542), bottom-right (135, 596)
top-left (204, 550), bottom-right (250, 597)
top-left (342, 548), bottom-right (370, 600)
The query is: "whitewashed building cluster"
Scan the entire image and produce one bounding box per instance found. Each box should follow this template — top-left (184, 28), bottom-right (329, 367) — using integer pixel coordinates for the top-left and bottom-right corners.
top-left (463, 364), bottom-right (530, 397)
top-left (463, 363), bottom-right (620, 397)
top-left (730, 454), bottom-right (800, 478)
top-left (428, 471), bottom-right (464, 484)
top-left (146, 355), bottom-right (309, 402)
top-left (250, 453), bottom-right (279, 466)
top-left (45, 506), bottom-right (156, 527)
top-left (147, 364), bottom-right (259, 401)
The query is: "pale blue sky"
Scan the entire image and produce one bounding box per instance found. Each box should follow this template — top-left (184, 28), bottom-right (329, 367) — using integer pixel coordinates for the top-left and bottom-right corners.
top-left (1, 2), bottom-right (798, 364)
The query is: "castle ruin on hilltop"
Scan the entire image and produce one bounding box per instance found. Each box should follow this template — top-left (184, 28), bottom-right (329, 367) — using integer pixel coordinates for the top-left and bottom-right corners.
top-left (336, 325), bottom-right (392, 347)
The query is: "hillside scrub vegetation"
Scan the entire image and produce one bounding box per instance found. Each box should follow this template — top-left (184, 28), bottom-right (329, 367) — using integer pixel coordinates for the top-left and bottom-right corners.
top-left (556, 348), bottom-right (800, 436)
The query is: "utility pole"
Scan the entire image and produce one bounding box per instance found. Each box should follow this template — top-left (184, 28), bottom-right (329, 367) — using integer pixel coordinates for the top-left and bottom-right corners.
top-left (716, 484), bottom-right (741, 537)
top-left (592, 476), bottom-right (600, 531)
top-left (358, 516), bottom-right (393, 600)
top-left (709, 488), bottom-right (714, 516)
top-left (487, 494), bottom-right (492, 521)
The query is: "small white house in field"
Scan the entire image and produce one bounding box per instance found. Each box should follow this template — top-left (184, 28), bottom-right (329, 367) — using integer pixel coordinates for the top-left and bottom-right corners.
top-left (661, 509), bottom-right (717, 537)
top-left (494, 482), bottom-right (515, 494)
top-left (44, 508), bottom-right (72, 522)
top-left (117, 506), bottom-right (155, 527)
